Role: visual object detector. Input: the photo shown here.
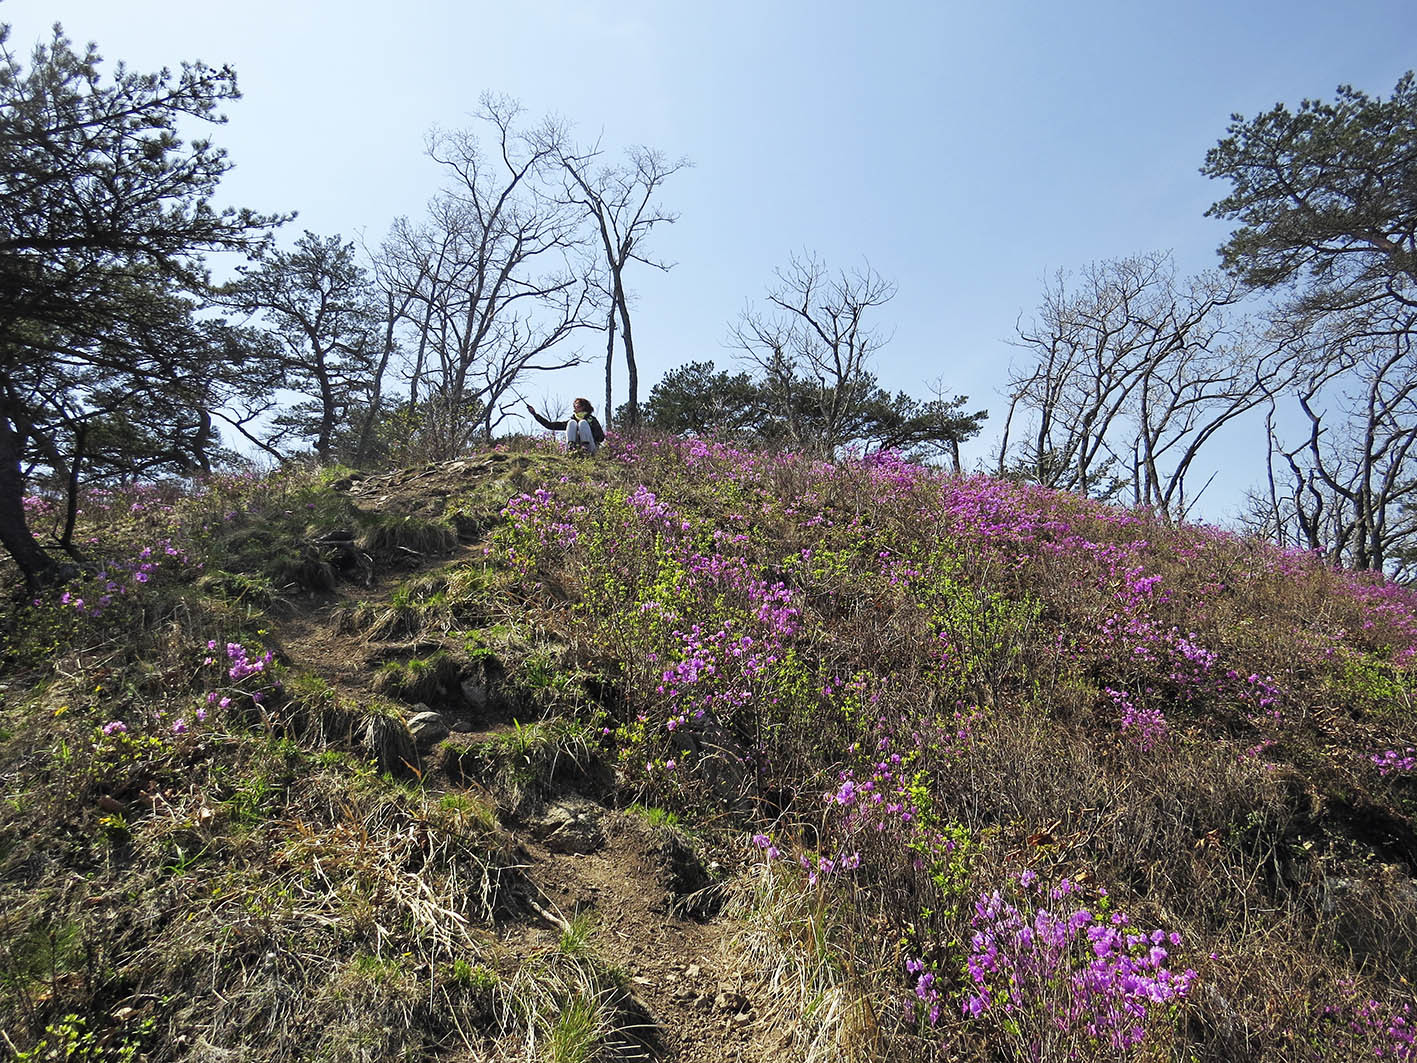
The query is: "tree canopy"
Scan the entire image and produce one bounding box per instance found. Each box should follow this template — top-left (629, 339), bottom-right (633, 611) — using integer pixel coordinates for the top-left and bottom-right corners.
top-left (1202, 72), bottom-right (1417, 328)
top-left (634, 358), bottom-right (985, 466)
top-left (222, 231), bottom-right (379, 462)
top-left (0, 20), bottom-right (280, 584)
top-left (1204, 72), bottom-right (1417, 571)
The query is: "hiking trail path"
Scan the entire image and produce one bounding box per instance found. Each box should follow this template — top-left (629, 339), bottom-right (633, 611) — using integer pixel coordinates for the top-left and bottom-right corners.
top-left (269, 458), bottom-right (793, 1062)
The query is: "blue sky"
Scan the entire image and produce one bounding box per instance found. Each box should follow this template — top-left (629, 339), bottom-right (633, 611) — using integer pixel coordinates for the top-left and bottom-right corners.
top-left (6, 0), bottom-right (1414, 516)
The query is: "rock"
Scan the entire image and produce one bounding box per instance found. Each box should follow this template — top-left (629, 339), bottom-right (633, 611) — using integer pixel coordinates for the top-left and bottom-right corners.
top-left (459, 658), bottom-right (508, 715)
top-left (670, 712), bottom-right (752, 813)
top-left (407, 709), bottom-right (449, 744)
top-left (532, 795), bottom-right (606, 854)
top-left (714, 988), bottom-right (747, 1013)
top-left (461, 675), bottom-right (489, 709)
top-left (1199, 983), bottom-right (1244, 1047)
top-left (1320, 871), bottom-right (1417, 968)
top-left (659, 831), bottom-right (713, 910)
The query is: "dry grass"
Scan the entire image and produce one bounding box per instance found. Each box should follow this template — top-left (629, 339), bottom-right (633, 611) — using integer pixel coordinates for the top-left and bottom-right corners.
top-left (6, 437), bottom-right (1417, 1061)
top-left (357, 514), bottom-right (459, 558)
top-left (725, 863), bottom-right (897, 1063)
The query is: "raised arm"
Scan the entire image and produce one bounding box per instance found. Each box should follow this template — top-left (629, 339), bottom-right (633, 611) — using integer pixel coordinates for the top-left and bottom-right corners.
top-left (525, 404), bottom-right (566, 432)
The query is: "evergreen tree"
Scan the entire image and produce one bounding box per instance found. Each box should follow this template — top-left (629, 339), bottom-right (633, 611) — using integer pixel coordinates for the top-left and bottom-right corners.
top-left (0, 21), bottom-right (280, 585)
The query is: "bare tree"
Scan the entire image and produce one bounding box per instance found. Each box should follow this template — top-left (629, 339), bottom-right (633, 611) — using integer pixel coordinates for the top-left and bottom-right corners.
top-left (1256, 308), bottom-right (1417, 572)
top-left (351, 234), bottom-right (425, 467)
top-left (555, 141), bottom-right (689, 426)
top-left (381, 95), bottom-right (594, 459)
top-left (731, 253), bottom-right (896, 457)
top-left (998, 251), bottom-right (1283, 518)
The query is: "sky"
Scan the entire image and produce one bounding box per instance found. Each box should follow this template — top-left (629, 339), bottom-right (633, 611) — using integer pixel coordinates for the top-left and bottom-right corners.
top-left (6, 0), bottom-right (1415, 519)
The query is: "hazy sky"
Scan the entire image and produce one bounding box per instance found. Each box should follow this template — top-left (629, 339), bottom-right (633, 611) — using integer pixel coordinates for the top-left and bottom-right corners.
top-left (6, 0), bottom-right (1414, 515)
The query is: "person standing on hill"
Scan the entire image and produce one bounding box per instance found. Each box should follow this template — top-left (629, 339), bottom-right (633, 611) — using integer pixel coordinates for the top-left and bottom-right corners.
top-left (526, 397), bottom-right (605, 455)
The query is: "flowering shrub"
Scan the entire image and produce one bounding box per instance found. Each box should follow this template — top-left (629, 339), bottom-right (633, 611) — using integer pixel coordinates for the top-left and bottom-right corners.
top-left (1318, 989), bottom-right (1417, 1060)
top-left (49, 538), bottom-right (190, 618)
top-left (1372, 748), bottom-right (1417, 776)
top-left (1106, 686), bottom-right (1167, 750)
top-left (93, 637), bottom-right (280, 761)
top-left (503, 488), bottom-right (584, 549)
top-left (198, 638), bottom-right (282, 726)
top-left (10, 435), bottom-right (1417, 1059)
top-left (945, 872), bottom-right (1196, 1053)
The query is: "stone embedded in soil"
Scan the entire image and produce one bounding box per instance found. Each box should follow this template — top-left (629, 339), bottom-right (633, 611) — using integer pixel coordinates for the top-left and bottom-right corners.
top-left (532, 795), bottom-right (607, 854)
top-left (460, 675), bottom-right (489, 708)
top-left (363, 713), bottom-right (416, 776)
top-left (714, 988), bottom-right (748, 1013)
top-left (407, 709), bottom-right (450, 744)
top-left (669, 712), bottom-right (752, 813)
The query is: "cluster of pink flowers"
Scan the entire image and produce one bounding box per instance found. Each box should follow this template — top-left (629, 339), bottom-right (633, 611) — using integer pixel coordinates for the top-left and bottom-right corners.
top-left (1322, 991), bottom-right (1416, 1059)
top-left (198, 639), bottom-right (280, 729)
top-left (22, 494), bottom-right (56, 518)
top-left (956, 872), bottom-right (1196, 1050)
top-left (1351, 998), bottom-right (1415, 1059)
top-left (1343, 576), bottom-right (1417, 666)
top-left (627, 484), bottom-right (689, 531)
top-left (1106, 686), bottom-right (1168, 751)
top-left (1372, 748), bottom-right (1417, 776)
top-left (750, 831), bottom-right (861, 887)
top-left (49, 538), bottom-right (190, 617)
top-left (502, 488), bottom-right (586, 556)
top-left (222, 640), bottom-right (273, 682)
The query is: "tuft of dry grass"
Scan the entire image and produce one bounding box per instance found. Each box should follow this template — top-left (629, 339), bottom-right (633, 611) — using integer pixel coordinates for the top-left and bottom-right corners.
top-left (357, 514), bottom-right (459, 559)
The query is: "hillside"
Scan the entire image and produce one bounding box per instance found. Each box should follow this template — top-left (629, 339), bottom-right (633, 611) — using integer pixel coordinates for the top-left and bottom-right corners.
top-left (2, 435), bottom-right (1415, 1062)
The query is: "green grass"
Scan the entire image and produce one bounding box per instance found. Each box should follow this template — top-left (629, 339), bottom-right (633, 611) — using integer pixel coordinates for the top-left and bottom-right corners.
top-left (557, 910), bottom-right (599, 960)
top-left (544, 993), bottom-right (605, 1063)
top-left (627, 803), bottom-right (679, 829)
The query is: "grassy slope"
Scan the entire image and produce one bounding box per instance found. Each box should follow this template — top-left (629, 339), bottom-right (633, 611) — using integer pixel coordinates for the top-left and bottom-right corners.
top-left (2, 437), bottom-right (1415, 1061)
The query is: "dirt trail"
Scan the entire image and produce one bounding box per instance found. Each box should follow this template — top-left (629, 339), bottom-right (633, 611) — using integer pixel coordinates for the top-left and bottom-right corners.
top-left (514, 824), bottom-right (782, 1061)
top-left (268, 486), bottom-right (785, 1062)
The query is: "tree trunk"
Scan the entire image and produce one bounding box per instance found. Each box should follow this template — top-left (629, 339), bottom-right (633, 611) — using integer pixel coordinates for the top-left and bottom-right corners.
top-left (59, 423), bottom-right (86, 561)
top-left (615, 277), bottom-right (639, 427)
top-left (193, 407), bottom-right (215, 476)
top-left (356, 291), bottom-right (398, 467)
top-left (604, 303), bottom-right (616, 428)
top-left (315, 355), bottom-right (336, 462)
top-left (0, 413), bottom-right (57, 589)
top-left (409, 300), bottom-right (434, 408)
